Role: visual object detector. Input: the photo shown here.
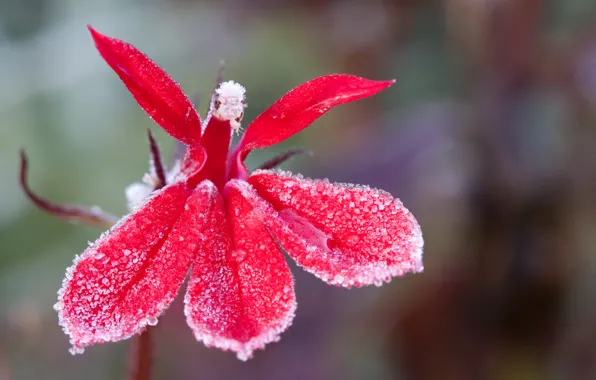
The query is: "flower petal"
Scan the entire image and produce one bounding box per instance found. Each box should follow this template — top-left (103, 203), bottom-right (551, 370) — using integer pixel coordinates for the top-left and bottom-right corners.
top-left (179, 145), bottom-right (207, 180)
top-left (248, 170), bottom-right (423, 287)
top-left (184, 179), bottom-right (296, 361)
top-left (88, 26), bottom-right (202, 145)
top-left (228, 75), bottom-right (394, 178)
top-left (240, 74), bottom-right (394, 150)
top-left (56, 180), bottom-right (206, 353)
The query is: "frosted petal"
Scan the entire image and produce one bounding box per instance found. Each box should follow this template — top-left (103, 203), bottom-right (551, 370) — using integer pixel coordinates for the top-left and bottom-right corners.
top-left (88, 26), bottom-right (202, 145)
top-left (248, 170), bottom-right (424, 287)
top-left (229, 75), bottom-right (394, 179)
top-left (238, 75), bottom-right (394, 151)
top-left (57, 180), bottom-right (207, 352)
top-left (184, 179), bottom-right (296, 361)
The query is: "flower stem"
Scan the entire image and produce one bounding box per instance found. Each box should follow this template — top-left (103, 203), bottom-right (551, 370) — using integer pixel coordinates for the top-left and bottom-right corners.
top-left (128, 328), bottom-right (152, 380)
top-left (19, 149), bottom-right (118, 228)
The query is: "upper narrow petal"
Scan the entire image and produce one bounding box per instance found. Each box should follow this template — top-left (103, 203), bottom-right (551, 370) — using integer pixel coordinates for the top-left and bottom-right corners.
top-left (248, 170), bottom-right (423, 288)
top-left (184, 179), bottom-right (296, 361)
top-left (228, 75), bottom-right (393, 179)
top-left (56, 180), bottom-right (201, 353)
top-left (239, 75), bottom-right (393, 150)
top-left (88, 26), bottom-right (202, 145)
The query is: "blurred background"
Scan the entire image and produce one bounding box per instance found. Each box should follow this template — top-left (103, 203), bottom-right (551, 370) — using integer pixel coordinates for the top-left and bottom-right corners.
top-left (1, 0), bottom-right (596, 379)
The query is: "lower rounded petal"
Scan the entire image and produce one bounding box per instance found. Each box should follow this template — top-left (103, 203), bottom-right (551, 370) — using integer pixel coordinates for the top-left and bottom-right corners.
top-left (184, 179), bottom-right (296, 361)
top-left (57, 181), bottom-right (211, 353)
top-left (248, 170), bottom-right (424, 288)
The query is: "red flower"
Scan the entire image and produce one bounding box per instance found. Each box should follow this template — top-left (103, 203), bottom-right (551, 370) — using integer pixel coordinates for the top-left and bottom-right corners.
top-left (52, 26), bottom-right (424, 361)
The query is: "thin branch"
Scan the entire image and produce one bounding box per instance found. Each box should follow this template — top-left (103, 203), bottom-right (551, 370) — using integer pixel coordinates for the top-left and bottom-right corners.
top-left (258, 149), bottom-right (313, 170)
top-left (146, 130), bottom-right (167, 188)
top-left (19, 149), bottom-right (117, 228)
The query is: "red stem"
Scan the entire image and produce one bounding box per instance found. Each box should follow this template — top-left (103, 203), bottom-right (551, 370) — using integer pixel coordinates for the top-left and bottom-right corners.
top-left (128, 328), bottom-right (152, 380)
top-left (19, 149), bottom-right (118, 228)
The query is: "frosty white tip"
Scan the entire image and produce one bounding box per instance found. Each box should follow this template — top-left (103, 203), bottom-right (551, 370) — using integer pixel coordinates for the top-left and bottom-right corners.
top-left (212, 80), bottom-right (247, 133)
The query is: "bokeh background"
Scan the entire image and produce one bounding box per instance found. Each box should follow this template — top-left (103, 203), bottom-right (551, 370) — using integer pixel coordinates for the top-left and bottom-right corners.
top-left (2, 0), bottom-right (596, 379)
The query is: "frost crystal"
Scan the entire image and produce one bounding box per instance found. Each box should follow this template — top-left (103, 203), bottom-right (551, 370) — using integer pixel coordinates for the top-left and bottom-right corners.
top-left (213, 81), bottom-right (247, 132)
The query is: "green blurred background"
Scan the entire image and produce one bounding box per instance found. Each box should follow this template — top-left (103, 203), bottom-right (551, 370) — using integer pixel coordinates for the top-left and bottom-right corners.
top-left (2, 0), bottom-right (596, 379)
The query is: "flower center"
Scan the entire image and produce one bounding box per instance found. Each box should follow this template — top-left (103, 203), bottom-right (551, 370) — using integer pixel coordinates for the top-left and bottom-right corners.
top-left (212, 80), bottom-right (247, 134)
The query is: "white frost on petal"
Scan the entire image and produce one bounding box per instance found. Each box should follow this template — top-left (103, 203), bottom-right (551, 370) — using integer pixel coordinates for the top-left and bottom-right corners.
top-left (184, 287), bottom-right (296, 361)
top-left (184, 179), bottom-right (297, 361)
top-left (125, 182), bottom-right (153, 211)
top-left (55, 182), bottom-right (195, 355)
top-left (212, 80), bottom-right (247, 133)
top-left (248, 169), bottom-right (425, 288)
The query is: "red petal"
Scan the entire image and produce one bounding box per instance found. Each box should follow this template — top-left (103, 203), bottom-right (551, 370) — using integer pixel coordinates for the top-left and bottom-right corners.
top-left (228, 75), bottom-right (394, 178)
top-left (240, 75), bottom-right (393, 150)
top-left (88, 26), bottom-right (202, 145)
top-left (56, 180), bottom-right (206, 353)
top-left (184, 179), bottom-right (296, 361)
top-left (248, 170), bottom-right (423, 287)
top-left (180, 145), bottom-right (208, 180)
